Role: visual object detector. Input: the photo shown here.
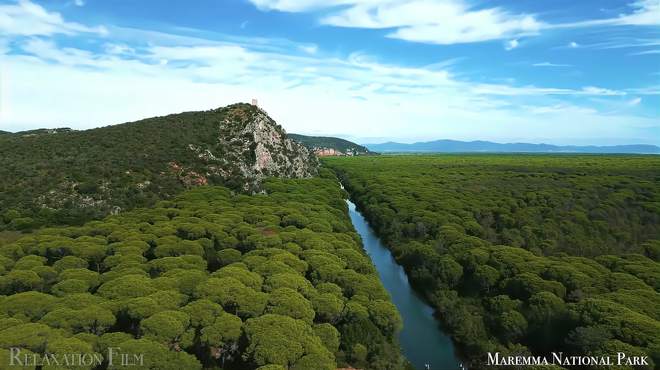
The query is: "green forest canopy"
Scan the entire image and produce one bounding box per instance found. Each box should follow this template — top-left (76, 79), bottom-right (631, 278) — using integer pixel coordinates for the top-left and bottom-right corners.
top-left (0, 176), bottom-right (405, 369)
top-left (325, 154), bottom-right (660, 369)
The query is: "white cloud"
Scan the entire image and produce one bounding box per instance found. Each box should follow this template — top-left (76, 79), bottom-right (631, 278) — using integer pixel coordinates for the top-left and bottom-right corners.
top-left (147, 44), bottom-right (256, 64)
top-left (73, 0), bottom-right (85, 7)
top-left (248, 0), bottom-right (543, 45)
top-left (6, 50), bottom-right (655, 145)
top-left (627, 97), bottom-right (642, 106)
top-left (575, 38), bottom-right (660, 50)
top-left (0, 0), bottom-right (106, 36)
top-left (4, 36), bottom-right (648, 137)
top-left (524, 104), bottom-right (596, 115)
top-left (630, 49), bottom-right (660, 55)
top-left (569, 41), bottom-right (579, 48)
top-left (615, 0), bottom-right (660, 26)
top-left (104, 43), bottom-right (134, 55)
top-left (298, 44), bottom-right (318, 54)
top-left (627, 86), bottom-right (660, 95)
top-left (549, 0), bottom-right (660, 29)
top-left (504, 39), bottom-right (519, 50)
top-left (248, 0), bottom-right (349, 12)
top-left (581, 86), bottom-right (626, 96)
top-left (248, 0), bottom-right (659, 46)
top-left (469, 83), bottom-right (627, 97)
top-left (21, 38), bottom-right (96, 66)
top-left (327, 2), bottom-right (542, 45)
top-left (1, 1), bottom-right (657, 144)
top-left (533, 62), bottom-right (572, 67)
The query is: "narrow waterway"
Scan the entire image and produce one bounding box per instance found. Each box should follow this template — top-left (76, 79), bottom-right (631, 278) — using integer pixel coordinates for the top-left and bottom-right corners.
top-left (346, 199), bottom-right (462, 370)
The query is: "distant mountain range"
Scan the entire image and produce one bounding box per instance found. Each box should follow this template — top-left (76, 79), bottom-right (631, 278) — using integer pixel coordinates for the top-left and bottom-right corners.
top-left (365, 140), bottom-right (660, 154)
top-left (289, 134), bottom-right (374, 156)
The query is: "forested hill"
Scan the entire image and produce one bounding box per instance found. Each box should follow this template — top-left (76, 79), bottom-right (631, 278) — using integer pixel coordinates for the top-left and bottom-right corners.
top-left (367, 139), bottom-right (660, 154)
top-left (289, 134), bottom-right (375, 156)
top-left (0, 103), bottom-right (318, 230)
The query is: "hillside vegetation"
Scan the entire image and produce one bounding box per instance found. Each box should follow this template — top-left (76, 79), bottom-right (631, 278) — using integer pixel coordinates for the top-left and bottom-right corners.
top-left (289, 134), bottom-right (374, 156)
top-left (0, 176), bottom-right (405, 369)
top-left (326, 154), bottom-right (660, 369)
top-left (0, 104), bottom-right (317, 231)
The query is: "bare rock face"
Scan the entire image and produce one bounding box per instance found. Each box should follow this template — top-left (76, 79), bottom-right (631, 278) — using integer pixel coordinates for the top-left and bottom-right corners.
top-left (185, 103), bottom-right (318, 191)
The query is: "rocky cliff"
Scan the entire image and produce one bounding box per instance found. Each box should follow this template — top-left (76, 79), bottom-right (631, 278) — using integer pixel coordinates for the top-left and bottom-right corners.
top-left (188, 104), bottom-right (318, 191)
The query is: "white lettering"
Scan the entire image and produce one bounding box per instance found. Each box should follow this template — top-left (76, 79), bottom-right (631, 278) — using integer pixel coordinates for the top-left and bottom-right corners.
top-left (618, 352), bottom-right (625, 364)
top-left (9, 348), bottom-right (22, 366)
top-left (487, 352), bottom-right (500, 365)
top-left (108, 347), bottom-right (119, 366)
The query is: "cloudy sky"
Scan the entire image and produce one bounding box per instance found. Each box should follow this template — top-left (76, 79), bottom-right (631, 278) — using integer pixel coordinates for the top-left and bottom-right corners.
top-left (0, 0), bottom-right (658, 145)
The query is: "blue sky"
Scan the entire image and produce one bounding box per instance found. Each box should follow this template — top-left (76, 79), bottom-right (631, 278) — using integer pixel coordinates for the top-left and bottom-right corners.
top-left (0, 0), bottom-right (658, 145)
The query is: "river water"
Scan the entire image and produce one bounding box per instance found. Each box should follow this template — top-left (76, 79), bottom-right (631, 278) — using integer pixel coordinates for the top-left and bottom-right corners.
top-left (346, 200), bottom-right (462, 370)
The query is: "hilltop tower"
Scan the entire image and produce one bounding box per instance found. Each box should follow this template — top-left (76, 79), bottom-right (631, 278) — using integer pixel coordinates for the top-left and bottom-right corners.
top-left (251, 98), bottom-right (258, 106)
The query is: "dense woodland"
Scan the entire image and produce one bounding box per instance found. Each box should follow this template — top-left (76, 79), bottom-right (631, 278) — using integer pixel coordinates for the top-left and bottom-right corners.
top-left (0, 176), bottom-right (405, 369)
top-left (326, 155), bottom-right (660, 369)
top-left (0, 104), bottom-right (316, 231)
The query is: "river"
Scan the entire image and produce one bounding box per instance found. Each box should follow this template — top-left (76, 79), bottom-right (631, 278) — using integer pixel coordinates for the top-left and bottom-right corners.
top-left (346, 199), bottom-right (462, 370)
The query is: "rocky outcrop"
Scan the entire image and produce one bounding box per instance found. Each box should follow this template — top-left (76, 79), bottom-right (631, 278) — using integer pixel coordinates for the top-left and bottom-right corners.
top-left (187, 103), bottom-right (318, 191)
